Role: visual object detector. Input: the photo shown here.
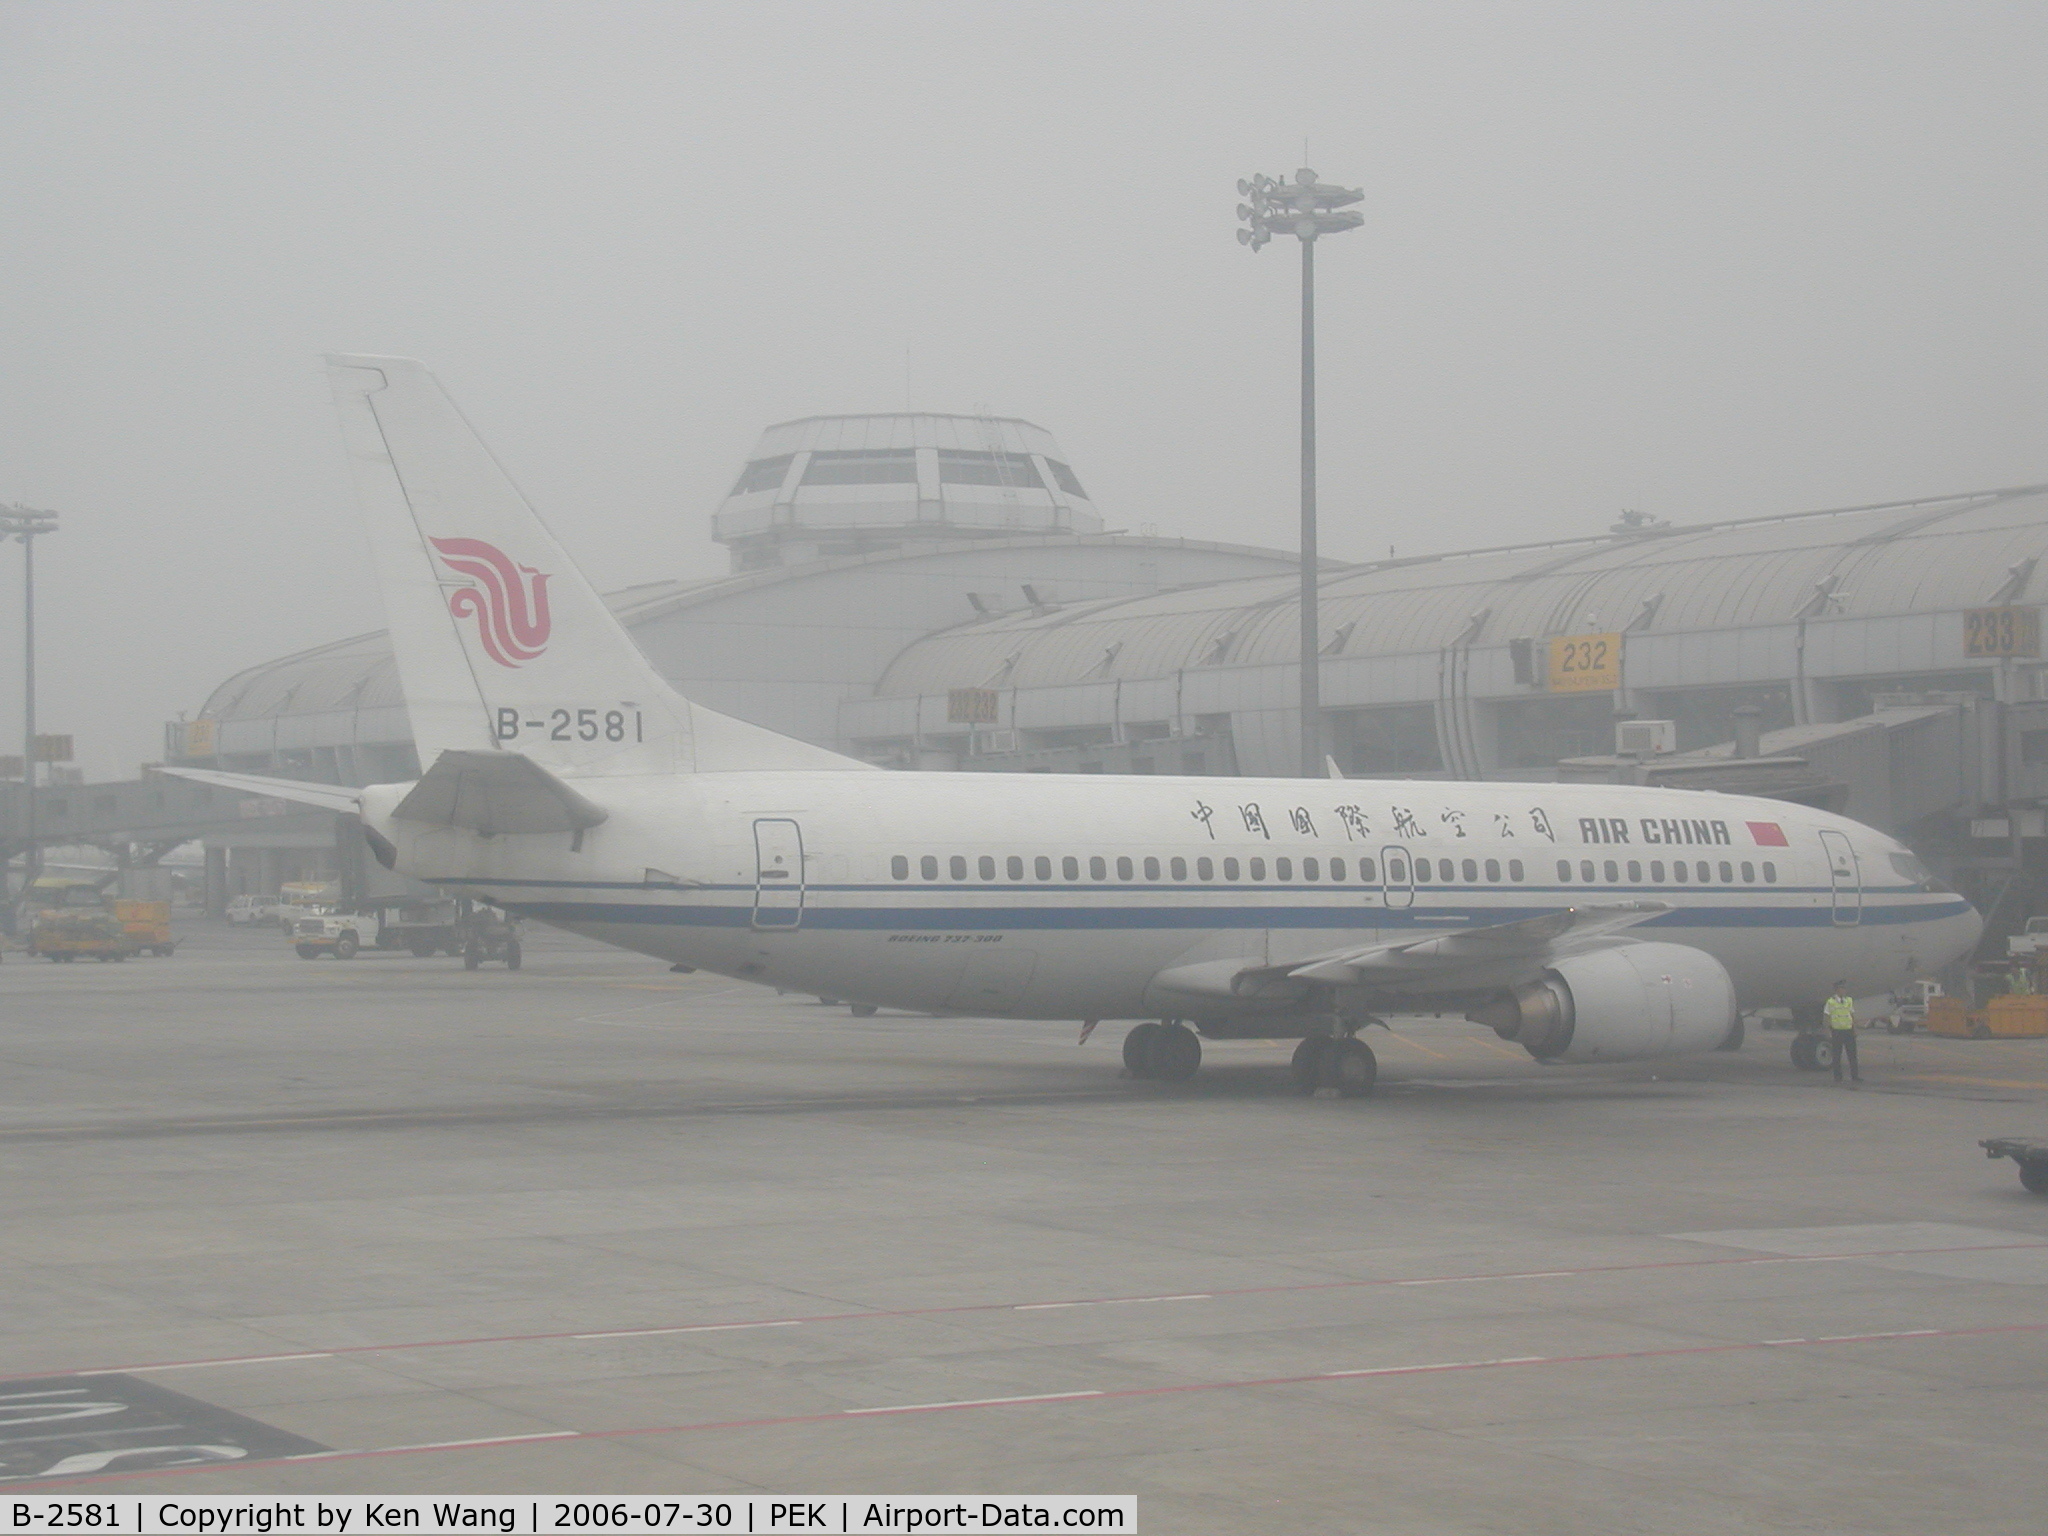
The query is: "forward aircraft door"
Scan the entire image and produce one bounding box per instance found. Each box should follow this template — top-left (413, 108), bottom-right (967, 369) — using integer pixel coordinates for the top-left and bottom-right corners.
top-left (752, 819), bottom-right (806, 930)
top-left (1819, 829), bottom-right (1861, 927)
top-left (1380, 846), bottom-right (1414, 909)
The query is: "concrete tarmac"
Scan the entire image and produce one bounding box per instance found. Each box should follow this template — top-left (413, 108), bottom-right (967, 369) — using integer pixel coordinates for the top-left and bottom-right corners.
top-left (3, 923), bottom-right (2046, 1531)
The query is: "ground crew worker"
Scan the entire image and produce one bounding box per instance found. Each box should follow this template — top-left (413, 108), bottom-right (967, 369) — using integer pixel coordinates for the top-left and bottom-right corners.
top-left (1824, 982), bottom-right (1860, 1085)
top-left (2010, 963), bottom-right (2034, 997)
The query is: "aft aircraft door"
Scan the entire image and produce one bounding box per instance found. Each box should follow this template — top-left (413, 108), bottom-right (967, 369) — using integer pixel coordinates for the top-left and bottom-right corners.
top-left (752, 819), bottom-right (806, 930)
top-left (1380, 846), bottom-right (1414, 909)
top-left (1819, 829), bottom-right (1861, 927)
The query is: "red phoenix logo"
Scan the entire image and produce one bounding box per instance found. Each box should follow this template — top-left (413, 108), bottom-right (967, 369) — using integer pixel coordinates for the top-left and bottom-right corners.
top-left (430, 537), bottom-right (552, 667)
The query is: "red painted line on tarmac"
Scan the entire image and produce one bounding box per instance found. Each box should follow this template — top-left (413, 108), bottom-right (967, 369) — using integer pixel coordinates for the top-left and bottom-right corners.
top-left (11, 1240), bottom-right (2043, 1385)
top-left (27, 1318), bottom-right (2048, 1489)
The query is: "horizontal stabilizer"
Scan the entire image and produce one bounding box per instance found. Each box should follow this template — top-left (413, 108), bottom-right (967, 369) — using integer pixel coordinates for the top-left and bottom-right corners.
top-left (392, 749), bottom-right (609, 836)
top-left (160, 767), bottom-right (363, 814)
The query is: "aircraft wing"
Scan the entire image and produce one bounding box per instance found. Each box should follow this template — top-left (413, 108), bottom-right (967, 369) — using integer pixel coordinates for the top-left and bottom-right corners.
top-left (1147, 903), bottom-right (1669, 1009)
top-left (160, 766), bottom-right (363, 814)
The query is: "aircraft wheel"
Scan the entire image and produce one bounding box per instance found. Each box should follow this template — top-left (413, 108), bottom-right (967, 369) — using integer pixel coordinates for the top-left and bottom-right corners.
top-left (1146, 1022), bottom-right (1202, 1082)
top-left (504, 942), bottom-right (522, 971)
top-left (1324, 1037), bottom-right (1378, 1098)
top-left (1122, 1022), bottom-right (1160, 1077)
top-left (295, 944), bottom-right (319, 959)
top-left (1290, 1036), bottom-right (1326, 1093)
top-left (849, 1004), bottom-right (878, 1016)
top-left (1716, 1016), bottom-right (1745, 1052)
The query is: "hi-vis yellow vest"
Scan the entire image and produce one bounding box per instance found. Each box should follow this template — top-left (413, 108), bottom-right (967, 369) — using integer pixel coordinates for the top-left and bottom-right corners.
top-left (1824, 995), bottom-right (1856, 1030)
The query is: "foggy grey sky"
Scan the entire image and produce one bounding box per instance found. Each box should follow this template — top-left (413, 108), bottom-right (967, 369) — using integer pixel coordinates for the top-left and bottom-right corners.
top-left (4, 0), bottom-right (2047, 779)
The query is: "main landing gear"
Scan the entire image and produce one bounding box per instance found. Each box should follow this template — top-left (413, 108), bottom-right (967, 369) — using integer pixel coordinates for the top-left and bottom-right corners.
top-left (1122, 1020), bottom-right (1201, 1082)
top-left (1119, 1020), bottom-right (1378, 1097)
top-left (1290, 1033), bottom-right (1378, 1098)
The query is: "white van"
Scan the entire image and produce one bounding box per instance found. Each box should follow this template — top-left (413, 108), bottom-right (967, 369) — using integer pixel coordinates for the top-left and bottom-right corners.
top-left (226, 893), bottom-right (282, 925)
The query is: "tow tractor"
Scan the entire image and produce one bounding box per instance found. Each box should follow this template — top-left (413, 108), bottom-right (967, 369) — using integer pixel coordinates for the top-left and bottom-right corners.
top-left (1979, 1138), bottom-right (2048, 1196)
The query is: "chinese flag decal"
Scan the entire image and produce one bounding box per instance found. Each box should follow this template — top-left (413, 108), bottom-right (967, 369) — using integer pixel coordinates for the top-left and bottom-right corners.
top-left (1747, 821), bottom-right (1790, 846)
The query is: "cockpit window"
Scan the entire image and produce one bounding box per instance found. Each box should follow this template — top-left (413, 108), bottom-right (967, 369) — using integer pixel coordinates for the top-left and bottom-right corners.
top-left (1889, 851), bottom-right (1949, 890)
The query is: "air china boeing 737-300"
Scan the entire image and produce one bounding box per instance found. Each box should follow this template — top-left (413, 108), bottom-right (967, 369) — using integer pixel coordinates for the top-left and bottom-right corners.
top-left (175, 357), bottom-right (1983, 1097)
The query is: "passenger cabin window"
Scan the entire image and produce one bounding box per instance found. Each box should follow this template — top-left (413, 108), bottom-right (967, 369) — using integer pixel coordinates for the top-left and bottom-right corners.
top-left (1276, 858), bottom-right (1293, 880)
top-left (1626, 861), bottom-right (1641, 882)
top-left (1197, 857), bottom-right (1213, 880)
top-left (1696, 861), bottom-right (1711, 882)
top-left (1417, 860), bottom-right (1434, 883)
top-left (1719, 861), bottom-right (1734, 883)
top-left (1485, 859), bottom-right (1500, 882)
top-left (1741, 861), bottom-right (1755, 882)
top-left (1035, 856), bottom-right (1052, 880)
top-left (979, 856), bottom-right (997, 880)
top-left (1557, 860), bottom-right (1572, 881)
top-left (1674, 861), bottom-right (1688, 882)
top-left (950, 855), bottom-right (968, 880)
top-left (1580, 860), bottom-right (1596, 882)
top-left (1143, 856), bottom-right (1161, 880)
top-left (1763, 861), bottom-right (1778, 882)
top-left (891, 855), bottom-right (909, 880)
top-left (1303, 857), bottom-right (1319, 881)
top-left (1063, 856), bottom-right (1080, 880)
top-left (1331, 858), bottom-right (1346, 880)
top-left (1116, 856), bottom-right (1134, 880)
top-left (1089, 856), bottom-right (1107, 880)
top-left (1359, 857), bottom-right (1377, 881)
top-left (1249, 858), bottom-right (1266, 880)
top-left (1385, 858), bottom-right (1404, 882)
top-left (1650, 860), bottom-right (1664, 881)
top-left (1170, 857), bottom-right (1187, 880)
top-left (1007, 856), bottom-right (1025, 880)
top-left (1604, 860), bottom-right (1619, 883)
top-left (1223, 857), bottom-right (1241, 880)
top-left (1508, 859), bottom-right (1523, 881)
top-left (921, 855), bottom-right (939, 880)
top-left (1463, 859), bottom-right (1478, 882)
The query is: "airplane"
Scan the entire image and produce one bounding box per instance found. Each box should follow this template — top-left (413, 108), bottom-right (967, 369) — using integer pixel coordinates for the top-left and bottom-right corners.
top-left (172, 356), bottom-right (1984, 1098)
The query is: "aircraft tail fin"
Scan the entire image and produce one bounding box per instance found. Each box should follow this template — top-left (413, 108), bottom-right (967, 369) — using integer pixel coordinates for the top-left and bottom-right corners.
top-left (326, 355), bottom-right (871, 776)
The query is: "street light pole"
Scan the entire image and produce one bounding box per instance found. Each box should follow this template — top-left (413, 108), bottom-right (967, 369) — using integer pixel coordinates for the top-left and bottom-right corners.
top-left (1, 505), bottom-right (59, 892)
top-left (1238, 168), bottom-right (1363, 777)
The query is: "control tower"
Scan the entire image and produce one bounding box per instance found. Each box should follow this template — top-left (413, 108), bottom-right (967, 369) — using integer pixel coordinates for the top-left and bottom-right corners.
top-left (711, 413), bottom-right (1104, 571)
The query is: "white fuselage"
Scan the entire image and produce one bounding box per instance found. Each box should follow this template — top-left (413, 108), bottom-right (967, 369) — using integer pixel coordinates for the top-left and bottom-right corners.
top-left (362, 771), bottom-right (1982, 1021)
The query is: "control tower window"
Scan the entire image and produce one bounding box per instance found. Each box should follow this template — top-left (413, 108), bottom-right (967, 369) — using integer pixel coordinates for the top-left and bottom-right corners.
top-left (730, 455), bottom-right (793, 495)
top-left (802, 449), bottom-right (919, 486)
top-left (938, 449), bottom-right (1044, 489)
top-left (1046, 459), bottom-right (1088, 498)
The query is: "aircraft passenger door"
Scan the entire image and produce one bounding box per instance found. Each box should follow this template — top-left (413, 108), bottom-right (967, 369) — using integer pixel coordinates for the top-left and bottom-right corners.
top-left (752, 819), bottom-right (806, 930)
top-left (1379, 846), bottom-right (1414, 910)
top-left (1819, 829), bottom-right (1861, 927)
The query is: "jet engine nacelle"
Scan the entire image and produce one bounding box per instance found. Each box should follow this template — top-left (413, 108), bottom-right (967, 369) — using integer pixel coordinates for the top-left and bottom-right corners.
top-left (1468, 943), bottom-right (1737, 1063)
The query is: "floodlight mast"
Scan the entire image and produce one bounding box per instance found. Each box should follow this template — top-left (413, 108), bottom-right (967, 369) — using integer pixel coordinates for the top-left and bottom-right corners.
top-left (1237, 169), bottom-right (1364, 777)
top-left (0, 505), bottom-right (58, 891)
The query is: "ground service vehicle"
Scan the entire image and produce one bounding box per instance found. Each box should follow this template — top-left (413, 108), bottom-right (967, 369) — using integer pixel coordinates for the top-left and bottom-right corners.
top-left (1980, 1137), bottom-right (2048, 1195)
top-left (368, 898), bottom-right (464, 956)
top-left (24, 879), bottom-right (139, 962)
top-left (168, 357), bottom-right (1984, 1099)
top-left (291, 909), bottom-right (366, 959)
top-left (460, 904), bottom-right (522, 969)
top-left (278, 880), bottom-right (340, 934)
top-left (226, 893), bottom-right (282, 925)
top-left (2008, 916), bottom-right (2048, 959)
top-left (115, 899), bottom-right (176, 956)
